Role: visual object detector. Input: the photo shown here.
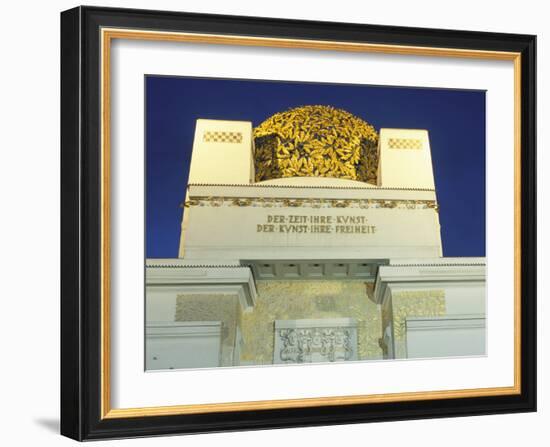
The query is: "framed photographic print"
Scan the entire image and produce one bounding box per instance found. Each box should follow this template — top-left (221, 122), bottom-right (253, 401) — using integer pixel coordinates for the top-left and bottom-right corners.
top-left (60, 6), bottom-right (536, 441)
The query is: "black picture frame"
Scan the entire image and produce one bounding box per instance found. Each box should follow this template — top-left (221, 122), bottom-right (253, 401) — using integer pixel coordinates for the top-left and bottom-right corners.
top-left (61, 5), bottom-right (536, 441)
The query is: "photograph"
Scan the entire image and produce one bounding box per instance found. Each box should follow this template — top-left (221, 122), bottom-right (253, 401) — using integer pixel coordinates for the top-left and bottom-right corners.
top-left (145, 76), bottom-right (487, 370)
top-left (57, 5), bottom-right (537, 441)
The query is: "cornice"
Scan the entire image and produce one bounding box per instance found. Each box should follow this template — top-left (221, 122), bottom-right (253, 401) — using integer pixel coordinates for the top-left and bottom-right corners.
top-left (183, 196), bottom-right (438, 210)
top-left (188, 182), bottom-right (436, 192)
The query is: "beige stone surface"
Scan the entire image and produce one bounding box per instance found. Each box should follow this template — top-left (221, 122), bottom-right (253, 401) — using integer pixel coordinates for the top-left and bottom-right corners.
top-left (390, 290), bottom-right (447, 358)
top-left (378, 128), bottom-right (435, 189)
top-left (239, 280), bottom-right (382, 364)
top-left (173, 280), bottom-right (383, 365)
top-left (175, 294), bottom-right (241, 366)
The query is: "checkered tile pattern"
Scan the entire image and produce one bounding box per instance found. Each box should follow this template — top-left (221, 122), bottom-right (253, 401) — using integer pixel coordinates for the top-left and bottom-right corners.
top-left (388, 138), bottom-right (423, 150)
top-left (203, 131), bottom-right (243, 144)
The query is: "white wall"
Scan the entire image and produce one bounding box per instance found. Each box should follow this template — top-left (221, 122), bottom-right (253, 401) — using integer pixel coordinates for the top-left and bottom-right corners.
top-left (0, 1), bottom-right (546, 446)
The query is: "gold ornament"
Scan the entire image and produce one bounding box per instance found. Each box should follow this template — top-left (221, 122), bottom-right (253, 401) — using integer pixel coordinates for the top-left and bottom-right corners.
top-left (253, 105), bottom-right (379, 184)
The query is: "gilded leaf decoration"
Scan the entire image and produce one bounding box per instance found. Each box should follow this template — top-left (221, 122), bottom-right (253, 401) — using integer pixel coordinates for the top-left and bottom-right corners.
top-left (253, 105), bottom-right (379, 184)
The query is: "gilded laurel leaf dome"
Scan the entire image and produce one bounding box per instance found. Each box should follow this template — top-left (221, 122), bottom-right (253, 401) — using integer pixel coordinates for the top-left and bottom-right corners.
top-left (253, 105), bottom-right (379, 184)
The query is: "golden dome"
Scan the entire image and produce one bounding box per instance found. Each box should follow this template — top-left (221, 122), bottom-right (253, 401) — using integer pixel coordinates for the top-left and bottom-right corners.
top-left (253, 105), bottom-right (379, 184)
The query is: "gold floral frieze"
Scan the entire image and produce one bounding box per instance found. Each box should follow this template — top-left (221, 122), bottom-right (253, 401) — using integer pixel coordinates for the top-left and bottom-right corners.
top-left (203, 131), bottom-right (243, 144)
top-left (391, 290), bottom-right (446, 341)
top-left (175, 294), bottom-right (242, 366)
top-left (388, 138), bottom-right (423, 150)
top-left (253, 105), bottom-right (379, 184)
top-left (239, 280), bottom-right (383, 363)
top-left (392, 290), bottom-right (445, 300)
top-left (184, 196), bottom-right (438, 211)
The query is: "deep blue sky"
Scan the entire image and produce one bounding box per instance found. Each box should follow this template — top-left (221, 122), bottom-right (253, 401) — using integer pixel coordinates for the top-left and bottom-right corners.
top-left (146, 76), bottom-right (485, 259)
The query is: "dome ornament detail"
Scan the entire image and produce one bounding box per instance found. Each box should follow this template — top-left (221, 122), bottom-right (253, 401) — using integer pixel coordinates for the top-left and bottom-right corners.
top-left (253, 105), bottom-right (379, 184)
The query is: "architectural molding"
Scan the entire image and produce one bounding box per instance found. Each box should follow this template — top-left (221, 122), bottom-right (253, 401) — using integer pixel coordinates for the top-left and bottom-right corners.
top-left (146, 321), bottom-right (223, 338)
top-left (373, 261), bottom-right (486, 304)
top-left (405, 315), bottom-right (486, 331)
top-left (188, 182), bottom-right (436, 192)
top-left (184, 196), bottom-right (438, 210)
top-left (146, 265), bottom-right (257, 311)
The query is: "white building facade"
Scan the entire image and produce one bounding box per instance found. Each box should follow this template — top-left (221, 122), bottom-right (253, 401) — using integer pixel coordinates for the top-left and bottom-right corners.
top-left (146, 106), bottom-right (486, 370)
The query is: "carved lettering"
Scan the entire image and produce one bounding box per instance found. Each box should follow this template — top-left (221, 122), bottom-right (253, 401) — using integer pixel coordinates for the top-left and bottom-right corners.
top-left (256, 214), bottom-right (377, 234)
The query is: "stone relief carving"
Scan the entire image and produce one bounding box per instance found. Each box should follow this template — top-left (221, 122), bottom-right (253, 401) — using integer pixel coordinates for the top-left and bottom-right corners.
top-left (274, 319), bottom-right (358, 364)
top-left (277, 327), bottom-right (355, 363)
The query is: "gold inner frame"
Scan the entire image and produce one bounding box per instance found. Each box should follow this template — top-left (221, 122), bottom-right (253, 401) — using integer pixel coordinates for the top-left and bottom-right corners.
top-left (100, 27), bottom-right (522, 419)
